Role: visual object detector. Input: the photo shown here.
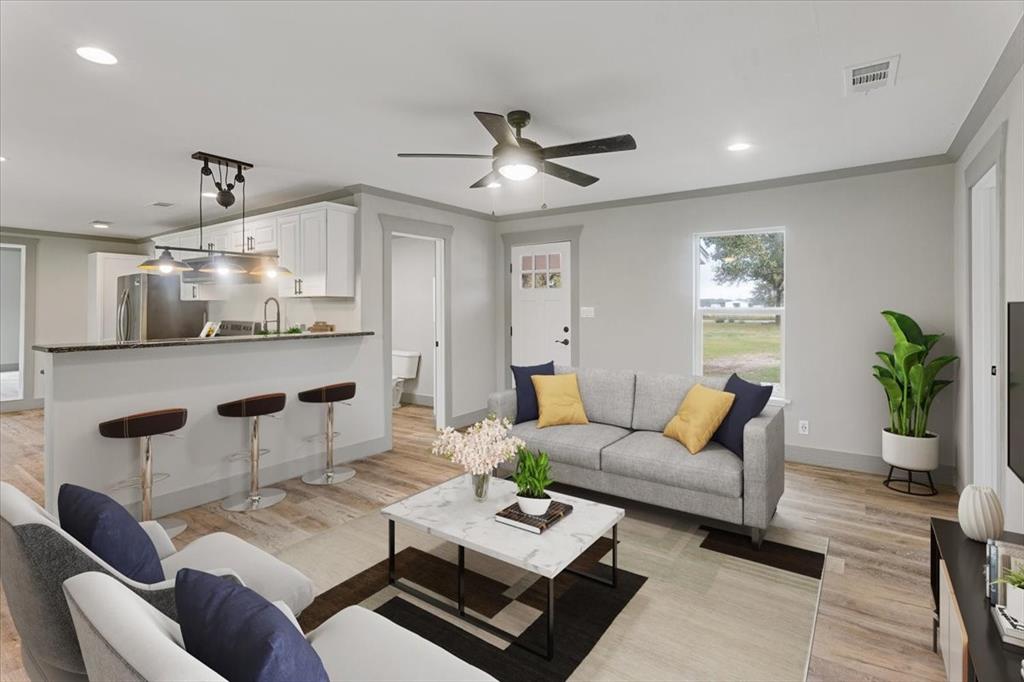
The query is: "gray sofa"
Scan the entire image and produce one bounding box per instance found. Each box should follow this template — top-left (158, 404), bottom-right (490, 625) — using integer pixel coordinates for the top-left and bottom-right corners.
top-left (488, 367), bottom-right (784, 545)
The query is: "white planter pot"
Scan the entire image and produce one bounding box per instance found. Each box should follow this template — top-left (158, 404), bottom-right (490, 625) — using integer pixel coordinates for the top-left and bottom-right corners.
top-left (1006, 584), bottom-right (1024, 624)
top-left (516, 494), bottom-right (552, 516)
top-left (881, 429), bottom-right (939, 472)
top-left (957, 485), bottom-right (1004, 542)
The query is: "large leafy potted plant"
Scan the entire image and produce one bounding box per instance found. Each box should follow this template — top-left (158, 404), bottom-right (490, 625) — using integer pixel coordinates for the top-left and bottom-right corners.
top-left (513, 448), bottom-right (554, 516)
top-left (872, 310), bottom-right (957, 474)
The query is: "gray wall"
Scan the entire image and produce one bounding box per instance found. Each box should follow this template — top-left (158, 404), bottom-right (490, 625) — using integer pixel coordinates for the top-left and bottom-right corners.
top-left (952, 65), bottom-right (1023, 531)
top-left (0, 246), bottom-right (22, 369)
top-left (391, 236), bottom-right (435, 403)
top-left (497, 164), bottom-right (957, 474)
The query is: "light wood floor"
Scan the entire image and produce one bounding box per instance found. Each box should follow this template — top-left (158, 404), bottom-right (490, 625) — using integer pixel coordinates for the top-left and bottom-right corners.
top-left (0, 406), bottom-right (957, 681)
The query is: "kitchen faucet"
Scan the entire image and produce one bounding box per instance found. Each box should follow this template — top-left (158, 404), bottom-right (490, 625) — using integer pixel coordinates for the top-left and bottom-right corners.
top-left (264, 297), bottom-right (281, 335)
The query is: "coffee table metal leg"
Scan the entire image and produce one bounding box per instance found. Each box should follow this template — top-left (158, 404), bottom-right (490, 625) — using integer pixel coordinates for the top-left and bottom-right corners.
top-left (458, 545), bottom-right (466, 616)
top-left (612, 523), bottom-right (618, 588)
top-left (546, 576), bottom-right (555, 660)
top-left (388, 519), bottom-right (396, 584)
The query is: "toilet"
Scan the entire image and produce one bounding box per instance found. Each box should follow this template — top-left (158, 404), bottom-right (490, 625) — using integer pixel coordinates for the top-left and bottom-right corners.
top-left (392, 350), bottom-right (421, 409)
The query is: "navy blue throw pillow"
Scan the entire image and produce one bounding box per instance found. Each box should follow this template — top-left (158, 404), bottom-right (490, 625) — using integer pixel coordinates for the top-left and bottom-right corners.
top-left (511, 361), bottom-right (555, 423)
top-left (175, 568), bottom-right (328, 682)
top-left (58, 483), bottom-right (164, 584)
top-left (713, 374), bottom-right (774, 457)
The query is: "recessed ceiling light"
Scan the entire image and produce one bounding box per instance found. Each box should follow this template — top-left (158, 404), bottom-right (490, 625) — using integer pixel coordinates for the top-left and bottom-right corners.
top-left (727, 142), bottom-right (752, 152)
top-left (76, 46), bottom-right (118, 65)
top-left (91, 221), bottom-right (111, 229)
top-left (201, 192), bottom-right (218, 199)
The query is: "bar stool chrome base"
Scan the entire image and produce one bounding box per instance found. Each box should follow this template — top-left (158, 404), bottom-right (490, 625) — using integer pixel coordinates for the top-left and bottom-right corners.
top-left (301, 466), bottom-right (356, 486)
top-left (221, 488), bottom-right (287, 512)
top-left (158, 517), bottom-right (187, 539)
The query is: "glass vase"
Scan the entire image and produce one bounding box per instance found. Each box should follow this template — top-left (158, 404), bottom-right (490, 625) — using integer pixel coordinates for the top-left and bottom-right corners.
top-left (470, 473), bottom-right (491, 501)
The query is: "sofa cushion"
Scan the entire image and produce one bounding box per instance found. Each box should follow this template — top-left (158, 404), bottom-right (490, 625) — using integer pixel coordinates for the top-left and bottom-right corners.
top-left (533, 374), bottom-right (589, 427)
top-left (555, 366), bottom-right (635, 429)
top-left (632, 372), bottom-right (727, 432)
top-left (58, 483), bottom-right (165, 584)
top-left (510, 421), bottom-right (630, 470)
top-left (663, 383), bottom-right (736, 454)
top-left (713, 373), bottom-right (774, 457)
top-left (601, 431), bottom-right (743, 498)
top-left (511, 361), bottom-right (554, 423)
top-left (175, 568), bottom-right (328, 682)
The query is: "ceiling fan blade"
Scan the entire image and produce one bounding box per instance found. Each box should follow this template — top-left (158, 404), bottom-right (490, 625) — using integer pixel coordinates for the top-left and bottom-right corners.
top-left (541, 134), bottom-right (636, 160)
top-left (397, 153), bottom-right (493, 158)
top-left (474, 112), bottom-right (518, 147)
top-left (543, 162), bottom-right (599, 187)
top-left (469, 170), bottom-right (503, 189)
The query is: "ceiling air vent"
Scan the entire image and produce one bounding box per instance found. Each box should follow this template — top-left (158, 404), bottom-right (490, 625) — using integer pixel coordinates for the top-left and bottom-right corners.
top-left (844, 55), bottom-right (899, 95)
top-left (150, 201), bottom-right (174, 208)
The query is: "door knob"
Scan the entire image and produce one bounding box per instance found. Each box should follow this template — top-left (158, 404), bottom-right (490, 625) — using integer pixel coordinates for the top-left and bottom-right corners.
top-left (555, 339), bottom-right (569, 346)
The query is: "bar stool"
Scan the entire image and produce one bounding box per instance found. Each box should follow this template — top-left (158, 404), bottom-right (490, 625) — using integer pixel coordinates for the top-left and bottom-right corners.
top-left (217, 393), bottom-right (287, 512)
top-left (98, 408), bottom-right (189, 539)
top-left (298, 382), bottom-right (356, 486)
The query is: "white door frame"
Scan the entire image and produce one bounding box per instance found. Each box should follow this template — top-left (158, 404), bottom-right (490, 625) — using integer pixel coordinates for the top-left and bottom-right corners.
top-left (0, 235), bottom-right (38, 413)
top-left (964, 122), bottom-right (1007, 492)
top-left (380, 215), bottom-right (452, 430)
top-left (501, 226), bottom-right (582, 387)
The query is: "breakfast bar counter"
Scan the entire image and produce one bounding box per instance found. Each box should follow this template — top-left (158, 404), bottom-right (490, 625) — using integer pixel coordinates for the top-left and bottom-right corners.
top-left (33, 331), bottom-right (385, 515)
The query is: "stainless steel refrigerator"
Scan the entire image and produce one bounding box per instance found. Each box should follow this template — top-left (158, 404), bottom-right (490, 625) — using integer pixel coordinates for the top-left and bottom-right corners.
top-left (115, 274), bottom-right (208, 342)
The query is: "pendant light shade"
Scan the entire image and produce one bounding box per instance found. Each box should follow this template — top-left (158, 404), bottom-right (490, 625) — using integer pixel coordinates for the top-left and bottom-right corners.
top-left (248, 258), bottom-right (293, 279)
top-left (138, 249), bottom-right (192, 275)
top-left (196, 254), bottom-right (247, 275)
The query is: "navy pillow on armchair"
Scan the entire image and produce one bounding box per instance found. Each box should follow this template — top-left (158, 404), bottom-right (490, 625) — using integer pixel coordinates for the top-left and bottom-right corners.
top-left (510, 361), bottom-right (555, 423)
top-left (175, 568), bottom-right (329, 682)
top-left (712, 374), bottom-right (774, 457)
top-left (58, 483), bottom-right (165, 584)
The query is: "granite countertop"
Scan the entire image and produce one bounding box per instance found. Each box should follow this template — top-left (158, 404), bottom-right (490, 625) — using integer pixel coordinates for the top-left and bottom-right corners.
top-left (33, 330), bottom-right (375, 353)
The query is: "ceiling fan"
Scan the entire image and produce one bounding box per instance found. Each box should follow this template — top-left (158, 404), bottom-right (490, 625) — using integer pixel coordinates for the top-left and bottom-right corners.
top-left (397, 110), bottom-right (636, 189)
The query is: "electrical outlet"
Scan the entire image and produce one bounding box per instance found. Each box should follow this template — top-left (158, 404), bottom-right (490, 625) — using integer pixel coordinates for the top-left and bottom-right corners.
top-left (580, 307), bottom-right (595, 318)
top-left (798, 420), bottom-right (810, 435)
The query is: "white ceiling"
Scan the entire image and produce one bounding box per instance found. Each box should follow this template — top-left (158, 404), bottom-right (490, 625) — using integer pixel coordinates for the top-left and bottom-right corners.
top-left (1, 1), bottom-right (1020, 239)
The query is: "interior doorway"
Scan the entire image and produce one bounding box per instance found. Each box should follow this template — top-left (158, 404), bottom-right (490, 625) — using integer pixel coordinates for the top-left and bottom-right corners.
top-left (0, 244), bottom-right (27, 403)
top-left (969, 164), bottom-right (1003, 490)
top-left (382, 214), bottom-right (453, 433)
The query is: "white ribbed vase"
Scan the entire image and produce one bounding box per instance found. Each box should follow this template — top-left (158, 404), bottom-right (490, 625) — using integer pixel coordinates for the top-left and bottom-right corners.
top-left (957, 485), bottom-right (1004, 542)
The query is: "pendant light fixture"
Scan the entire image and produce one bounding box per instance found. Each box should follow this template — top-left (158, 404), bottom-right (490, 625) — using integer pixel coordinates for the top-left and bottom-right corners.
top-left (138, 248), bottom-right (191, 274)
top-left (142, 152), bottom-right (292, 279)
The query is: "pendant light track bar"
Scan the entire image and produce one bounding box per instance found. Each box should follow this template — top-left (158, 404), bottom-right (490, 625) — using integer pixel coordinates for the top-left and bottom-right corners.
top-left (190, 151), bottom-right (254, 170)
top-left (153, 245), bottom-right (272, 259)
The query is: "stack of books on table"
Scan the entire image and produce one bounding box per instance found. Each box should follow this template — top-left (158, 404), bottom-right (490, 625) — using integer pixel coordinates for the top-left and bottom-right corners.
top-left (986, 539), bottom-right (1024, 652)
top-left (495, 501), bottom-right (573, 534)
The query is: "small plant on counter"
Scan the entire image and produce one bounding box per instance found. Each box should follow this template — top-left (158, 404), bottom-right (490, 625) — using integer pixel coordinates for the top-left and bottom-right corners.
top-left (285, 326), bottom-right (303, 334)
top-left (994, 567), bottom-right (1024, 589)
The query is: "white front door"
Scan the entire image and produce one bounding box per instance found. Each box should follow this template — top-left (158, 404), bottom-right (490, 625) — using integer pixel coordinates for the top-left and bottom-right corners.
top-left (511, 242), bottom-right (571, 367)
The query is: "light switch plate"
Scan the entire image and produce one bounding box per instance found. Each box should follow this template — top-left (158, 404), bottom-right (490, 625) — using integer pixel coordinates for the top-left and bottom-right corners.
top-left (580, 307), bottom-right (595, 318)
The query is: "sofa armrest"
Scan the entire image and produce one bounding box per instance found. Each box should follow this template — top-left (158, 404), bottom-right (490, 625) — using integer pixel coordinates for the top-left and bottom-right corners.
top-left (139, 520), bottom-right (176, 560)
top-left (488, 389), bottom-right (517, 423)
top-left (742, 405), bottom-right (785, 530)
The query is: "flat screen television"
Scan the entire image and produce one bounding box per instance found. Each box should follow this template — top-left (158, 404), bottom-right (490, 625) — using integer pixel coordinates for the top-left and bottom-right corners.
top-left (1010, 302), bottom-right (1024, 484)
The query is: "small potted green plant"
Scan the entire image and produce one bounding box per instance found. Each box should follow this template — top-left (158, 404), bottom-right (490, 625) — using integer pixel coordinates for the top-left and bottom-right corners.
top-left (994, 566), bottom-right (1024, 623)
top-left (513, 448), bottom-right (554, 516)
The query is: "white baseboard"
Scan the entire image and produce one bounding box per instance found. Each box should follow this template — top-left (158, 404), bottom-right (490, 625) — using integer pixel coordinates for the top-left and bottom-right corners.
top-left (400, 392), bottom-right (434, 407)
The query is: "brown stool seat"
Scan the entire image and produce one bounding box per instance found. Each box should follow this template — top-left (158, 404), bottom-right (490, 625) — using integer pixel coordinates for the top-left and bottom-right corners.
top-left (99, 408), bottom-right (187, 439)
top-left (217, 393), bottom-right (286, 418)
top-left (297, 382), bottom-right (356, 404)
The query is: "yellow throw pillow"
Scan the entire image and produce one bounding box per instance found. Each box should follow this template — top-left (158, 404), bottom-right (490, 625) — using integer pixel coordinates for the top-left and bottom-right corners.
top-left (532, 374), bottom-right (589, 428)
top-left (663, 383), bottom-right (735, 454)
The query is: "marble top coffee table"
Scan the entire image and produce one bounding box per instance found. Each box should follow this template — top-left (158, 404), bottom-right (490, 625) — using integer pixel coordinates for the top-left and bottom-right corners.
top-left (381, 474), bottom-right (625, 660)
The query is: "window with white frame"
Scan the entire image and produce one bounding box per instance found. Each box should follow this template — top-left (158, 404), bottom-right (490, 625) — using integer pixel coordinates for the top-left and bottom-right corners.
top-left (694, 229), bottom-right (785, 396)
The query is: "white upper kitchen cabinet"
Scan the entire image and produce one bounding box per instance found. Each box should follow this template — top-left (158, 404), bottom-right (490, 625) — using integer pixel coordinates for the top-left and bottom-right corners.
top-left (278, 203), bottom-right (356, 298)
top-left (87, 252), bottom-right (148, 342)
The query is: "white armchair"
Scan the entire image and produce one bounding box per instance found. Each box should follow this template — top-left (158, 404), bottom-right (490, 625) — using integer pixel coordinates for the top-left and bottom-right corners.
top-left (0, 482), bottom-right (313, 681)
top-left (63, 572), bottom-right (495, 682)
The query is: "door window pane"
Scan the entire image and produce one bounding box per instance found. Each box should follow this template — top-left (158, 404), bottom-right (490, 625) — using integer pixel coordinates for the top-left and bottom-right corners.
top-left (534, 255), bottom-right (547, 270)
top-left (548, 271), bottom-right (562, 288)
top-left (521, 255), bottom-right (533, 271)
top-left (521, 273), bottom-right (532, 289)
top-left (548, 253), bottom-right (560, 269)
top-left (535, 273), bottom-right (548, 288)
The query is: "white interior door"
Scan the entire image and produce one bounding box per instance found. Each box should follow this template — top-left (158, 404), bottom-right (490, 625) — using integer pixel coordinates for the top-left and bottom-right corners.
top-left (970, 166), bottom-right (1003, 490)
top-left (511, 242), bottom-right (571, 367)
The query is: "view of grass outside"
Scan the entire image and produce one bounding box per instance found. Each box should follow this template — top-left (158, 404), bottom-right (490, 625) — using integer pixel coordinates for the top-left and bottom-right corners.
top-left (698, 230), bottom-right (784, 389)
top-left (702, 315), bottom-right (781, 384)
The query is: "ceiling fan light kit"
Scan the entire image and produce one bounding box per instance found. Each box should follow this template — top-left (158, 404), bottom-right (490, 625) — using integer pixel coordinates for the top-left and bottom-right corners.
top-left (398, 109), bottom-right (636, 189)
